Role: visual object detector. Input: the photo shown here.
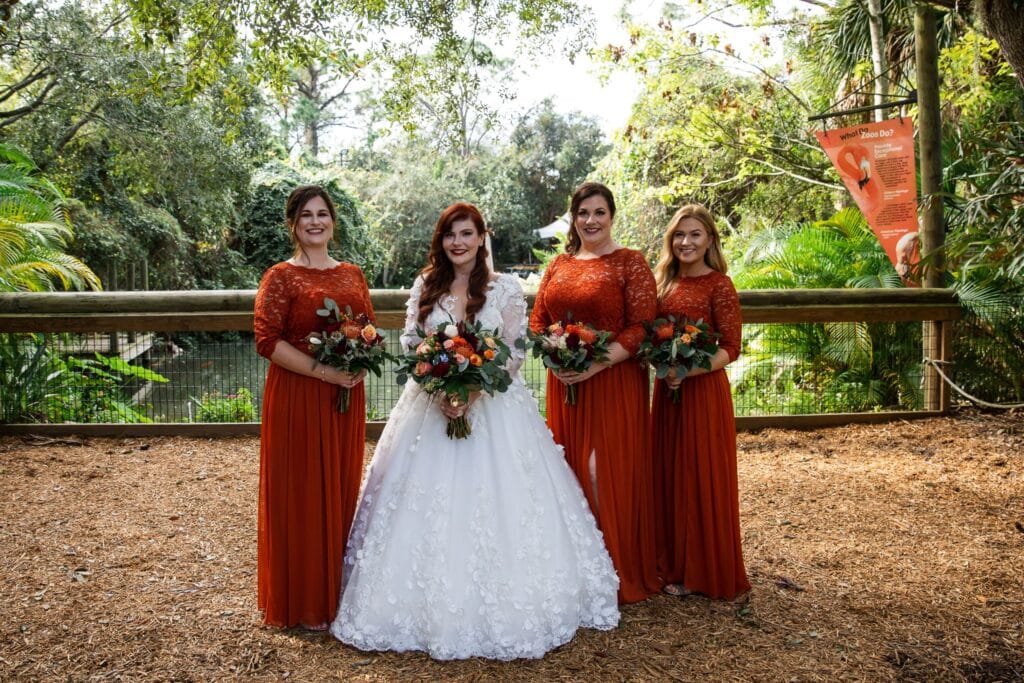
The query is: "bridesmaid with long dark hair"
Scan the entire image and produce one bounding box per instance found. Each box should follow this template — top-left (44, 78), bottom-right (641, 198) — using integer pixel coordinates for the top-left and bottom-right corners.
top-left (529, 182), bottom-right (662, 604)
top-left (253, 185), bottom-right (374, 628)
top-left (651, 203), bottom-right (750, 600)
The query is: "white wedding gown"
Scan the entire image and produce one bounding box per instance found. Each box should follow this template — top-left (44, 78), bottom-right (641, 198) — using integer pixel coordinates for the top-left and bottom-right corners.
top-left (330, 273), bottom-right (620, 660)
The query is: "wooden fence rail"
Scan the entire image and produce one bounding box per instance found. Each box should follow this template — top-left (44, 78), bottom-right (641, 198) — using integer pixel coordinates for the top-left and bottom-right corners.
top-left (0, 288), bottom-right (961, 437)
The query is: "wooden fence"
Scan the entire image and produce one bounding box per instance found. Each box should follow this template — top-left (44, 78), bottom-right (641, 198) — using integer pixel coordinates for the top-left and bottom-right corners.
top-left (0, 288), bottom-right (961, 437)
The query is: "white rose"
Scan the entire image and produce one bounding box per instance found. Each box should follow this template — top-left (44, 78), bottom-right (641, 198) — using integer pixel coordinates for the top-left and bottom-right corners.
top-left (444, 324), bottom-right (459, 338)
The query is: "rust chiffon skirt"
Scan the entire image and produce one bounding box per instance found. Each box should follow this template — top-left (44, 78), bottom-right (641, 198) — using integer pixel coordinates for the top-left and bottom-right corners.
top-left (651, 370), bottom-right (750, 600)
top-left (257, 364), bottom-right (365, 627)
top-left (545, 360), bottom-right (661, 603)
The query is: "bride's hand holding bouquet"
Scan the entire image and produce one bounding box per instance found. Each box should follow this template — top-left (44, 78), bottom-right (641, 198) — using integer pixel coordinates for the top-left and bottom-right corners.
top-left (638, 315), bottom-right (720, 404)
top-left (396, 318), bottom-right (514, 439)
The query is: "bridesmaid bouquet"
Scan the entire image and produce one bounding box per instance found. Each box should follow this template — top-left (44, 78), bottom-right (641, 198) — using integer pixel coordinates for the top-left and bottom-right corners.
top-left (639, 315), bottom-right (720, 404)
top-left (396, 319), bottom-right (514, 439)
top-left (527, 313), bottom-right (611, 406)
top-left (305, 298), bottom-right (394, 412)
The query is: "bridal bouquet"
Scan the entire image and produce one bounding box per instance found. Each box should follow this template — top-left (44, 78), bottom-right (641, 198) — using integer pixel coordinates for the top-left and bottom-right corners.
top-left (527, 312), bottom-right (611, 406)
top-left (396, 319), bottom-right (514, 439)
top-left (638, 315), bottom-right (720, 404)
top-left (305, 298), bottom-right (394, 412)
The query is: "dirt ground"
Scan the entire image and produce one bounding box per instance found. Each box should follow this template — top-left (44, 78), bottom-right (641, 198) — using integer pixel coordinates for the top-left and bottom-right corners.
top-left (1, 410), bottom-right (1022, 682)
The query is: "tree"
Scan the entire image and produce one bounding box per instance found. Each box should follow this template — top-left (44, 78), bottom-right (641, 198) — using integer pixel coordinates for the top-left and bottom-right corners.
top-left (731, 208), bottom-right (922, 412)
top-left (938, 0), bottom-right (1024, 89)
top-left (0, 144), bottom-right (99, 292)
top-left (593, 14), bottom-right (836, 257)
top-left (343, 142), bottom-right (480, 287)
top-left (1, 1), bottom-right (275, 289)
top-left (236, 160), bottom-right (385, 282)
top-left (482, 100), bottom-right (607, 264)
top-left (119, 0), bottom-right (587, 131)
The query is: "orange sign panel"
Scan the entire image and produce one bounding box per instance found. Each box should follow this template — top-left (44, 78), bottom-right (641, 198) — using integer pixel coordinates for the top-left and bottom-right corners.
top-left (816, 118), bottom-right (920, 285)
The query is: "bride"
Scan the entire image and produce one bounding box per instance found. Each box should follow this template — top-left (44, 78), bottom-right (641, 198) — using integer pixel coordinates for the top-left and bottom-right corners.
top-left (330, 203), bottom-right (620, 660)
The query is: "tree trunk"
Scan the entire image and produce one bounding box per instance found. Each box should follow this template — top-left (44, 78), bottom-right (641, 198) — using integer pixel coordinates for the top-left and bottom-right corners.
top-left (305, 121), bottom-right (319, 158)
top-left (976, 0), bottom-right (1024, 89)
top-left (865, 0), bottom-right (889, 122)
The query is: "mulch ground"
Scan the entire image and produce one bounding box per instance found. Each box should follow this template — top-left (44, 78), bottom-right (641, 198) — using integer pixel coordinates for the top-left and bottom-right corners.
top-left (1, 410), bottom-right (1022, 682)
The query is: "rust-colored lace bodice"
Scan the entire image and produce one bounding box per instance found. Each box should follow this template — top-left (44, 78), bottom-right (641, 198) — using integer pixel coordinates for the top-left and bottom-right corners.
top-left (657, 270), bottom-right (741, 362)
top-left (254, 262), bottom-right (375, 359)
top-left (529, 249), bottom-right (656, 354)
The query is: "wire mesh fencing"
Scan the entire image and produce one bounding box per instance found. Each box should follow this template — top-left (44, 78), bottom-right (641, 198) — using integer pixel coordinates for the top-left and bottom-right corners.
top-left (4, 298), bottom-right (1019, 425)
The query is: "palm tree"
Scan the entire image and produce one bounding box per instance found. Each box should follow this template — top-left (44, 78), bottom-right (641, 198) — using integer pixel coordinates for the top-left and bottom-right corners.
top-left (731, 208), bottom-right (921, 413)
top-left (0, 143), bottom-right (100, 292)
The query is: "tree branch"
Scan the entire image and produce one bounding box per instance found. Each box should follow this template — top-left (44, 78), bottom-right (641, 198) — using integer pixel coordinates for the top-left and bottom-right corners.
top-left (0, 65), bottom-right (53, 104)
top-left (37, 101), bottom-right (103, 170)
top-left (747, 158), bottom-right (843, 189)
top-left (0, 76), bottom-right (59, 126)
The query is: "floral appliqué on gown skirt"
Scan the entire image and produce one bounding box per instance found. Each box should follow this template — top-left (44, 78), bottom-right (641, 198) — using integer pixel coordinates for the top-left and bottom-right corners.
top-left (330, 273), bottom-right (620, 660)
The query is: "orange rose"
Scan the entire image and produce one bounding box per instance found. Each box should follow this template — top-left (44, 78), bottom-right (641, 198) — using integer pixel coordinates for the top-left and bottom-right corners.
top-left (342, 322), bottom-right (362, 339)
top-left (483, 349), bottom-right (495, 360)
top-left (654, 323), bottom-right (675, 341)
top-left (681, 333), bottom-right (692, 344)
top-left (566, 324), bottom-right (597, 345)
top-left (469, 354), bottom-right (483, 367)
top-left (360, 324), bottom-right (378, 343)
top-left (684, 324), bottom-right (699, 334)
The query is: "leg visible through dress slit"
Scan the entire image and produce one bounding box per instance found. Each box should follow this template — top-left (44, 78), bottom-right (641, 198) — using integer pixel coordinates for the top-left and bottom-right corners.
top-left (588, 449), bottom-right (599, 514)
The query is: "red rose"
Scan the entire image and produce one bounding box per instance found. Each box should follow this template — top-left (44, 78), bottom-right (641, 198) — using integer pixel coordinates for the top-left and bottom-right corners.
top-left (431, 361), bottom-right (450, 377)
top-left (566, 332), bottom-right (580, 348)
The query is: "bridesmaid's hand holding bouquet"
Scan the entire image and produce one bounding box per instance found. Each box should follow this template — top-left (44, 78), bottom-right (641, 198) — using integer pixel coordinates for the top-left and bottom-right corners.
top-left (639, 315), bottom-right (720, 403)
top-left (527, 312), bottom-right (611, 406)
top-left (306, 298), bottom-right (394, 412)
top-left (396, 319), bottom-right (514, 439)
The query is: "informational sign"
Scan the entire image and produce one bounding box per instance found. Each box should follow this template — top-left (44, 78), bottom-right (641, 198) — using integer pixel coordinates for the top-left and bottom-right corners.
top-left (815, 118), bottom-right (920, 285)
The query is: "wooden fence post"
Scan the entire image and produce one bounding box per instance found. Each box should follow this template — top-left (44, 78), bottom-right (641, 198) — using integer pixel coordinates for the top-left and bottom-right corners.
top-left (916, 4), bottom-right (945, 411)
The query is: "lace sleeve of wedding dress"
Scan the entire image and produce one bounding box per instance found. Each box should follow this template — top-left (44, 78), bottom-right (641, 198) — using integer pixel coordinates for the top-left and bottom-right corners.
top-left (399, 275), bottom-right (425, 351)
top-left (496, 274), bottom-right (528, 376)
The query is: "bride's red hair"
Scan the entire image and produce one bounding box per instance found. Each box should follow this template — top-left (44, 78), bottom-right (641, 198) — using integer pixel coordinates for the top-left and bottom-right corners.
top-left (417, 203), bottom-right (491, 324)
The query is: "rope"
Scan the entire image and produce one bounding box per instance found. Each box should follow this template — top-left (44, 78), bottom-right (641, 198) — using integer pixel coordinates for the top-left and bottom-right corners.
top-left (923, 358), bottom-right (1024, 409)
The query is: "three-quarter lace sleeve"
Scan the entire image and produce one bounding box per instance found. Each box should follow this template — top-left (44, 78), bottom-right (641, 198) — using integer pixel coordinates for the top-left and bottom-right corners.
top-left (357, 268), bottom-right (376, 325)
top-left (615, 251), bottom-right (657, 355)
top-left (711, 276), bottom-right (742, 362)
top-left (399, 275), bottom-right (425, 351)
top-left (254, 265), bottom-right (290, 359)
top-left (528, 255), bottom-right (560, 333)
top-left (496, 275), bottom-right (528, 376)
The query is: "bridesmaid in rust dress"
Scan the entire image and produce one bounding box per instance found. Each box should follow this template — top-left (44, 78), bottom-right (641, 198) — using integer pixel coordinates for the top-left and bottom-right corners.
top-left (529, 182), bottom-right (661, 604)
top-left (651, 203), bottom-right (750, 601)
top-left (253, 185), bottom-right (375, 629)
